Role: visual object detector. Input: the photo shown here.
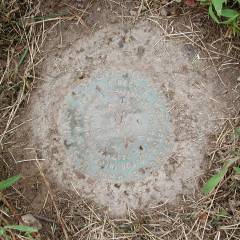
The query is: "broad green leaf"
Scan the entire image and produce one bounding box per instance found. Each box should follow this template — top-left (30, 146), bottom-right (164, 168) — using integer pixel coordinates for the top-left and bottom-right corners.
top-left (0, 175), bottom-right (21, 191)
top-left (202, 167), bottom-right (228, 194)
top-left (209, 4), bottom-right (220, 23)
top-left (221, 8), bottom-right (239, 18)
top-left (4, 225), bottom-right (38, 233)
top-left (234, 166), bottom-right (240, 174)
top-left (212, 0), bottom-right (225, 15)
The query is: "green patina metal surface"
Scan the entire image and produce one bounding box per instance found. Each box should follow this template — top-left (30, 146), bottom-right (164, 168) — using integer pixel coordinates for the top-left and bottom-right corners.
top-left (60, 71), bottom-right (174, 182)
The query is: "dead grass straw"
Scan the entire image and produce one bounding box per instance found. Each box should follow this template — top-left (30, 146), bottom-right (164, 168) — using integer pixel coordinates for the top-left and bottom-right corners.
top-left (0, 0), bottom-right (240, 240)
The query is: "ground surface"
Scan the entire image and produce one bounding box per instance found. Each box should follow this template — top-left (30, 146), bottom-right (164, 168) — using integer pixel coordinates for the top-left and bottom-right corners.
top-left (24, 20), bottom-right (238, 216)
top-left (1, 0), bottom-right (240, 239)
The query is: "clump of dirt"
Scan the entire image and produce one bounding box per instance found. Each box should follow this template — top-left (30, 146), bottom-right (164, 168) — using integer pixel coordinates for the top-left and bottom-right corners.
top-left (22, 20), bottom-right (238, 216)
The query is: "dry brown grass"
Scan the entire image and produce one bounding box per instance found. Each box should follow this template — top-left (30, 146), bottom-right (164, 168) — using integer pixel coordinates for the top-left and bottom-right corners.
top-left (0, 0), bottom-right (240, 239)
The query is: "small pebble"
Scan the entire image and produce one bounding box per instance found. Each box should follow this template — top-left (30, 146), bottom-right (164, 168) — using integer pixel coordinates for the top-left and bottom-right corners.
top-left (160, 8), bottom-right (168, 17)
top-left (21, 214), bottom-right (42, 230)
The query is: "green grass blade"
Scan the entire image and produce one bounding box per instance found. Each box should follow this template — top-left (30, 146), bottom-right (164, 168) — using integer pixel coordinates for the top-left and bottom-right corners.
top-left (209, 4), bottom-right (220, 23)
top-left (221, 17), bottom-right (238, 24)
top-left (232, 19), bottom-right (240, 34)
top-left (18, 48), bottom-right (29, 67)
top-left (0, 175), bottom-right (21, 191)
top-left (4, 225), bottom-right (38, 233)
top-left (202, 158), bottom-right (238, 194)
top-left (202, 167), bottom-right (228, 194)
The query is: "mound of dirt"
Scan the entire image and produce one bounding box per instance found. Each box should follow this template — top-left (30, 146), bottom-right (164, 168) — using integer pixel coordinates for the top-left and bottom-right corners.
top-left (28, 21), bottom-right (234, 215)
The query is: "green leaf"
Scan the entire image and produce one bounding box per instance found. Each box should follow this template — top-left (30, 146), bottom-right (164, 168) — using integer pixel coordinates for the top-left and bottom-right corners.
top-left (234, 166), bottom-right (240, 174)
top-left (202, 167), bottom-right (228, 194)
top-left (221, 8), bottom-right (239, 18)
top-left (212, 0), bottom-right (225, 15)
top-left (209, 4), bottom-right (220, 23)
top-left (0, 227), bottom-right (5, 236)
top-left (0, 175), bottom-right (21, 191)
top-left (4, 225), bottom-right (38, 233)
top-left (202, 158), bottom-right (238, 194)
